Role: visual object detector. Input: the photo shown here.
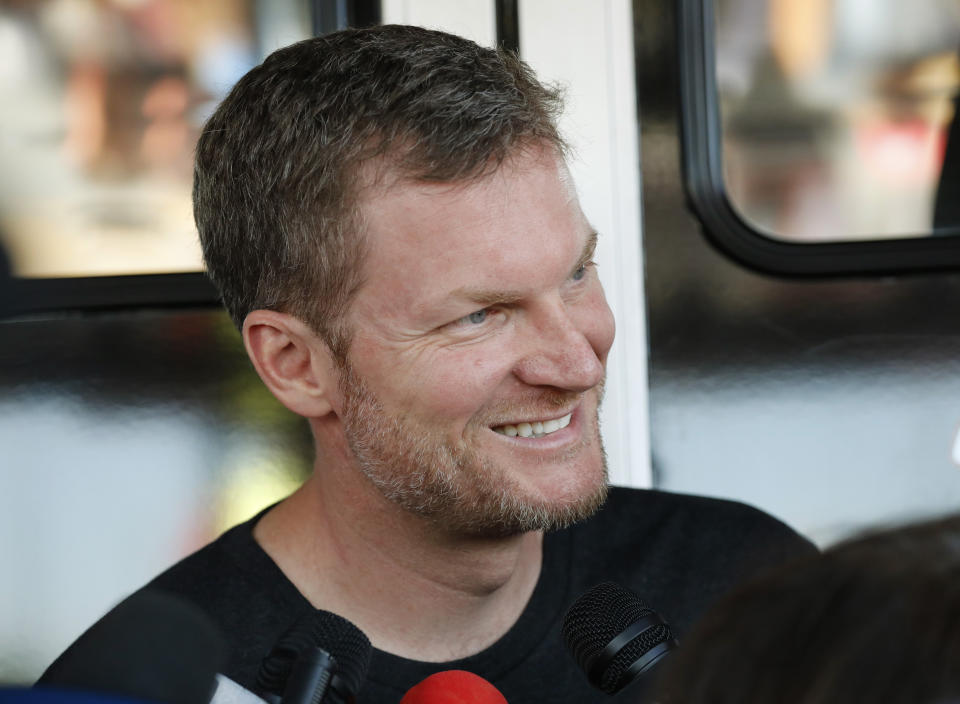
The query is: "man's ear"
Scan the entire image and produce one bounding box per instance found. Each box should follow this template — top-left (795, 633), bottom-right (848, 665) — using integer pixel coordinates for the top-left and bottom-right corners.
top-left (242, 310), bottom-right (339, 418)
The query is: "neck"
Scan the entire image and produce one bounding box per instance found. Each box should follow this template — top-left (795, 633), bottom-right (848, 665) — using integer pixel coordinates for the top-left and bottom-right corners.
top-left (253, 444), bottom-right (544, 662)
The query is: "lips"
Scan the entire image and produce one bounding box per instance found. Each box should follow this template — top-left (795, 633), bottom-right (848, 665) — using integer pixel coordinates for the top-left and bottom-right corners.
top-left (492, 412), bottom-right (573, 438)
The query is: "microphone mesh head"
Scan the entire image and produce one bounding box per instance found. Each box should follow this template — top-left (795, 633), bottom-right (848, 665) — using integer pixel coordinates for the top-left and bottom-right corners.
top-left (257, 609), bottom-right (372, 698)
top-left (561, 582), bottom-right (675, 694)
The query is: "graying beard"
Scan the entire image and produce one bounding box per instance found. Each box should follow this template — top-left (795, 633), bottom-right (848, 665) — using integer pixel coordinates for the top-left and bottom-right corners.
top-left (347, 394), bottom-right (607, 537)
top-left (339, 365), bottom-right (609, 537)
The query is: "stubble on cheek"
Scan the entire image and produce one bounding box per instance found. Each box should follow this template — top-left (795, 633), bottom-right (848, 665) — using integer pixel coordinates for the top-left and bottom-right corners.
top-left (337, 361), bottom-right (610, 537)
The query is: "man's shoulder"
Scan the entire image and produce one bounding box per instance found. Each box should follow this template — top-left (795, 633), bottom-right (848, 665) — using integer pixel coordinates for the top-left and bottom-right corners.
top-left (564, 486), bottom-right (816, 632)
top-left (146, 511), bottom-right (305, 615)
top-left (147, 522), bottom-right (248, 600)
top-left (588, 485), bottom-right (809, 546)
top-left (141, 519), bottom-right (271, 632)
top-left (140, 514), bottom-right (308, 689)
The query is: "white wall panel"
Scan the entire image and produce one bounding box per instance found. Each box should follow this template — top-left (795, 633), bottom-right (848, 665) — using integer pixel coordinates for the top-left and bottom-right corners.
top-left (381, 0), bottom-right (496, 46)
top-left (520, 0), bottom-right (650, 487)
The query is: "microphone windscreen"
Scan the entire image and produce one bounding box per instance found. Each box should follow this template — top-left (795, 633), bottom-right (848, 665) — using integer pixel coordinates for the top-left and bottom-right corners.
top-left (36, 590), bottom-right (225, 704)
top-left (255, 609), bottom-right (371, 699)
top-left (399, 671), bottom-right (507, 704)
top-left (561, 582), bottom-right (677, 694)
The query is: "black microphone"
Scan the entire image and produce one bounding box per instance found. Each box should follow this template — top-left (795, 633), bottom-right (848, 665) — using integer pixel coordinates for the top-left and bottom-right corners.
top-left (561, 582), bottom-right (678, 696)
top-left (255, 610), bottom-right (371, 704)
top-left (36, 590), bottom-right (226, 704)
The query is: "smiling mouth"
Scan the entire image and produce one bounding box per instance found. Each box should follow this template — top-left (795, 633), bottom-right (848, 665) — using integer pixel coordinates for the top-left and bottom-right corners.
top-left (492, 412), bottom-right (573, 438)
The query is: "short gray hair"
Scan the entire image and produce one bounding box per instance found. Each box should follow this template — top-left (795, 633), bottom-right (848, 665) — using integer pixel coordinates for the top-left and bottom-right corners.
top-left (193, 24), bottom-right (566, 358)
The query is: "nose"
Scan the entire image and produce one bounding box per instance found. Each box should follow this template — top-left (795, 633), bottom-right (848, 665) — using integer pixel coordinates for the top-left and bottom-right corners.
top-left (512, 298), bottom-right (609, 392)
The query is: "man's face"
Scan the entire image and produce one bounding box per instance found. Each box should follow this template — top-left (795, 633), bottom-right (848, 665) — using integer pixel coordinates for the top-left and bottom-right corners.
top-left (335, 147), bottom-right (616, 537)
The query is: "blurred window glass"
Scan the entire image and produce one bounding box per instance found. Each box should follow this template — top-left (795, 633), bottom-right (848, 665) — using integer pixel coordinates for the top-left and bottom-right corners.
top-left (715, 0), bottom-right (960, 242)
top-left (0, 0), bottom-right (311, 277)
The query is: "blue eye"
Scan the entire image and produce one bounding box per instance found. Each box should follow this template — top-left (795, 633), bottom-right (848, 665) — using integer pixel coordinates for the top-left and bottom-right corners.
top-left (467, 309), bottom-right (488, 324)
top-left (572, 264), bottom-right (588, 281)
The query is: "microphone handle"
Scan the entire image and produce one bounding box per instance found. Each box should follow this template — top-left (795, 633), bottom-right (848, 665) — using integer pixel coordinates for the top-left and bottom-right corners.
top-left (283, 648), bottom-right (334, 704)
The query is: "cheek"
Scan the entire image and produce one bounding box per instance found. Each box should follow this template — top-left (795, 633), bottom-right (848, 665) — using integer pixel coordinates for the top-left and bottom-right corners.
top-left (397, 347), bottom-right (515, 421)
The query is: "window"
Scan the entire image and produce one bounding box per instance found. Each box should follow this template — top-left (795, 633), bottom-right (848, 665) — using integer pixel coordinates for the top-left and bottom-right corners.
top-left (679, 0), bottom-right (960, 274)
top-left (0, 0), bottom-right (313, 313)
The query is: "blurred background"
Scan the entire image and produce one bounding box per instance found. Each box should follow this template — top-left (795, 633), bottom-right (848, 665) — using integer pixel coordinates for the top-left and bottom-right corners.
top-left (4, 0), bottom-right (960, 688)
top-left (715, 0), bottom-right (960, 241)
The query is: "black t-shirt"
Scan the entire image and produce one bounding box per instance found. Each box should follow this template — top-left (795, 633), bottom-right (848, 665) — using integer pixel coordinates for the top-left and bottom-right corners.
top-left (145, 487), bottom-right (814, 703)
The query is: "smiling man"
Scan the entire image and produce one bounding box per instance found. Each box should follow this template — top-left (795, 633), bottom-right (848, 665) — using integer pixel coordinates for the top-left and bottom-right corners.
top-left (324, 148), bottom-right (612, 538)
top-left (53, 25), bottom-right (814, 703)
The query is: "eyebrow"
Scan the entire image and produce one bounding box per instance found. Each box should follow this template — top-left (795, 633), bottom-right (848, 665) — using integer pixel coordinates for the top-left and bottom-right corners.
top-left (577, 230), bottom-right (599, 270)
top-left (448, 230), bottom-right (599, 308)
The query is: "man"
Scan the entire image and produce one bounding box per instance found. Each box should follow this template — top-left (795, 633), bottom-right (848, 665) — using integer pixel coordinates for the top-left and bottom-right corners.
top-left (65, 25), bottom-right (813, 702)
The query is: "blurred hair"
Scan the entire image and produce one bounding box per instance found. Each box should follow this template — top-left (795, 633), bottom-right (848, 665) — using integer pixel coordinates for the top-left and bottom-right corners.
top-left (655, 514), bottom-right (960, 704)
top-left (193, 24), bottom-right (565, 358)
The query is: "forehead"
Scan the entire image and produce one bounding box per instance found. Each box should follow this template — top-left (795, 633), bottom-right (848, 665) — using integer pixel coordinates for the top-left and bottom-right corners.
top-left (351, 149), bottom-right (589, 322)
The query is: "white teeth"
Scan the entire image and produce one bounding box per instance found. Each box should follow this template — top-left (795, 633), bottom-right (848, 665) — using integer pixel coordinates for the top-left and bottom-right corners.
top-left (493, 413), bottom-right (573, 438)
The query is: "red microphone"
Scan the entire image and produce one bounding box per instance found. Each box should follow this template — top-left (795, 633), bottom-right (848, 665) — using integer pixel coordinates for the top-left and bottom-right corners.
top-left (398, 671), bottom-right (507, 704)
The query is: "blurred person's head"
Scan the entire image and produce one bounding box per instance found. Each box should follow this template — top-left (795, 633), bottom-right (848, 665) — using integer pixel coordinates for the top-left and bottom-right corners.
top-left (654, 514), bottom-right (960, 704)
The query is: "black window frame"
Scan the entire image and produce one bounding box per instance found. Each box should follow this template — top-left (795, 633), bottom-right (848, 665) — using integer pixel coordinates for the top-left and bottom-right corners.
top-left (2, 273), bottom-right (218, 319)
top-left (677, 0), bottom-right (960, 276)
